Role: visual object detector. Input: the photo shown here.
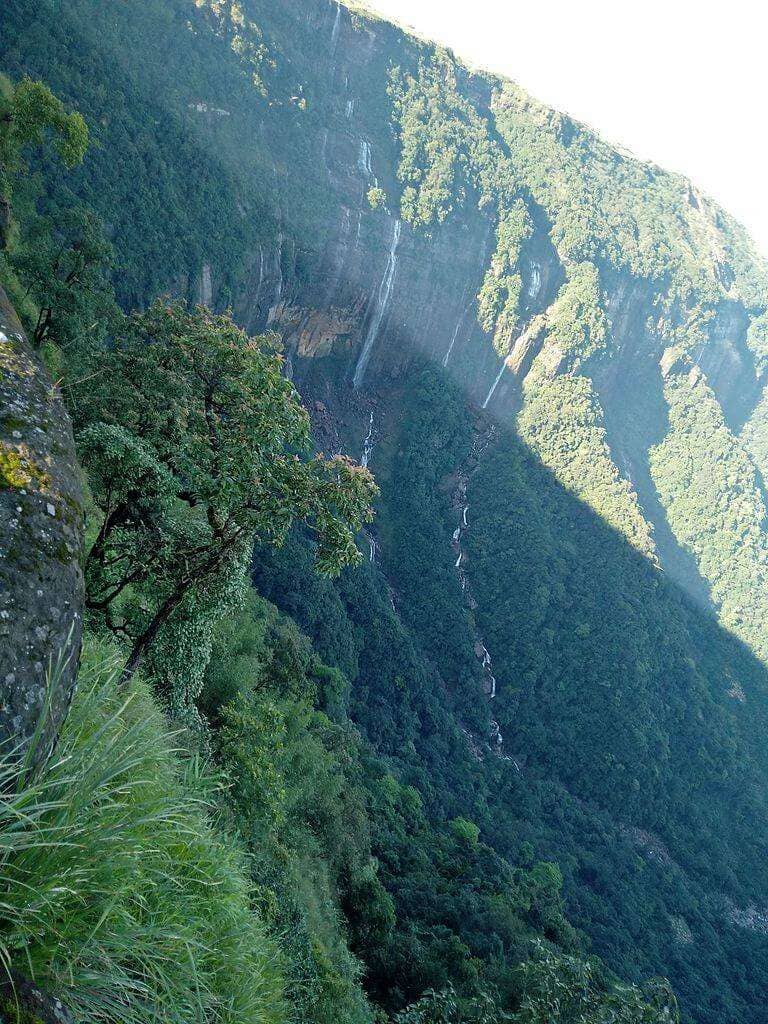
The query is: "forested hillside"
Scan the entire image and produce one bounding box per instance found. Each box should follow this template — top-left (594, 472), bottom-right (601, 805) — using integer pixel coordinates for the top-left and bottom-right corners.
top-left (1, 1), bottom-right (768, 1022)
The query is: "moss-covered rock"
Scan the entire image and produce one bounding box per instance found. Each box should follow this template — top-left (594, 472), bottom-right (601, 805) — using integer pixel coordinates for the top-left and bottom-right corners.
top-left (0, 973), bottom-right (73, 1024)
top-left (0, 285), bottom-right (83, 761)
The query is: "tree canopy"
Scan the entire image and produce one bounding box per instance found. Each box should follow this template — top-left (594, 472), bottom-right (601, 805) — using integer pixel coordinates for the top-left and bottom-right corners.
top-left (76, 300), bottom-right (377, 682)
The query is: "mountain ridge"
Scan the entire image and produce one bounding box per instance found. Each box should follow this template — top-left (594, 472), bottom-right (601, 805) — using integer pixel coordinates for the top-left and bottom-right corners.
top-left (3, 1), bottom-right (768, 1020)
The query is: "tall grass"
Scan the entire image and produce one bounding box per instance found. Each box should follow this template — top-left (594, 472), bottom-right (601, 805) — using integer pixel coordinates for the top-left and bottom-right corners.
top-left (0, 643), bottom-right (287, 1024)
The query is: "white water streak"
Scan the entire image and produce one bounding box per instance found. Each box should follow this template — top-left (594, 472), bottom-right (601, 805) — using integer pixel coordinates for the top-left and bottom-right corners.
top-left (358, 139), bottom-right (373, 177)
top-left (443, 309), bottom-right (465, 367)
top-left (528, 260), bottom-right (541, 299)
top-left (482, 359), bottom-right (507, 409)
top-left (353, 219), bottom-right (402, 387)
top-left (330, 3), bottom-right (341, 54)
top-left (361, 411), bottom-right (375, 468)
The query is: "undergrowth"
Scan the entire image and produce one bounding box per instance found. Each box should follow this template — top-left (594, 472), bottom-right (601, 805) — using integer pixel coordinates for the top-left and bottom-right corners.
top-left (0, 641), bottom-right (286, 1024)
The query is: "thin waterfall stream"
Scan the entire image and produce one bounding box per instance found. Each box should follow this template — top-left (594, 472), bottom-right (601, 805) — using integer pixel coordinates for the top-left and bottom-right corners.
top-left (353, 218), bottom-right (401, 387)
top-left (450, 424), bottom-right (521, 769)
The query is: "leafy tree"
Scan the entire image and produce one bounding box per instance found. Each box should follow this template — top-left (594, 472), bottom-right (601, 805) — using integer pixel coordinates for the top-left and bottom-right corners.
top-left (9, 204), bottom-right (115, 350)
top-left (450, 816), bottom-right (481, 849)
top-left (395, 985), bottom-right (506, 1024)
top-left (76, 300), bottom-right (377, 683)
top-left (514, 945), bottom-right (679, 1023)
top-left (0, 75), bottom-right (87, 246)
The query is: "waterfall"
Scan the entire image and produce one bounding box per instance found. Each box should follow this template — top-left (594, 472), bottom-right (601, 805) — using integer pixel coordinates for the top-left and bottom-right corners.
top-left (442, 308), bottom-right (467, 367)
top-left (358, 139), bottom-right (373, 177)
top-left (330, 3), bottom-right (341, 54)
top-left (449, 451), bottom-right (511, 756)
top-left (482, 359), bottom-right (507, 409)
top-left (353, 219), bottom-right (402, 388)
top-left (320, 128), bottom-right (330, 179)
top-left (528, 260), bottom-right (541, 299)
top-left (268, 232), bottom-right (284, 323)
top-left (199, 263), bottom-right (213, 308)
top-left (361, 411), bottom-right (375, 468)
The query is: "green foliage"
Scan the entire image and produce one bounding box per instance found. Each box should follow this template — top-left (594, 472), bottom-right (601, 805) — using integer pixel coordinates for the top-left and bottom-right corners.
top-left (6, 7), bottom-right (768, 1024)
top-left (388, 52), bottom-right (499, 229)
top-left (194, 0), bottom-right (270, 95)
top-left (518, 371), bottom-right (655, 557)
top-left (543, 263), bottom-right (607, 368)
top-left (0, 75), bottom-right (87, 212)
top-left (478, 199), bottom-right (532, 353)
top-left (388, 50), bottom-right (768, 369)
top-left (450, 816), bottom-right (481, 847)
top-left (0, 73), bottom-right (102, 350)
top-left (489, 81), bottom-right (745, 308)
top-left (202, 593), bottom-right (384, 1024)
top-left (8, 204), bottom-right (116, 350)
top-left (514, 944), bottom-right (678, 1023)
top-left (395, 984), bottom-right (505, 1024)
top-left (76, 300), bottom-right (376, 691)
top-left (0, 641), bottom-right (286, 1024)
top-left (650, 356), bottom-right (768, 661)
top-left (393, 956), bottom-right (678, 1024)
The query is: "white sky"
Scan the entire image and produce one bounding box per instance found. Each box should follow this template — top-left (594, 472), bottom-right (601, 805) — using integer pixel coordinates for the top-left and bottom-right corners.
top-left (368, 0), bottom-right (768, 259)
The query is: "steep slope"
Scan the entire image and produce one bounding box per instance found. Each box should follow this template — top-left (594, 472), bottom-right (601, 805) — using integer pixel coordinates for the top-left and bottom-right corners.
top-left (4, 1), bottom-right (768, 1021)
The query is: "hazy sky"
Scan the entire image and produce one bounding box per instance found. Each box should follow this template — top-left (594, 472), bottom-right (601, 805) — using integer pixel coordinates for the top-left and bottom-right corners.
top-left (368, 0), bottom-right (768, 259)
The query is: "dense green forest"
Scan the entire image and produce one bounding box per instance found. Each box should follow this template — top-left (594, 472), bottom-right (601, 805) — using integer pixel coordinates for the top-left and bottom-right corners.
top-left (0, 57), bottom-right (679, 1024)
top-left (2, 1), bottom-right (768, 1023)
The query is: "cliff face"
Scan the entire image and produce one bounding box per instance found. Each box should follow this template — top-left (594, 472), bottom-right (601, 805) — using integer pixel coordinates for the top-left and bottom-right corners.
top-left (252, 0), bottom-right (768, 618)
top-left (7, 2), bottom-right (768, 1018)
top-left (0, 287), bottom-right (83, 760)
top-left (220, 0), bottom-right (768, 649)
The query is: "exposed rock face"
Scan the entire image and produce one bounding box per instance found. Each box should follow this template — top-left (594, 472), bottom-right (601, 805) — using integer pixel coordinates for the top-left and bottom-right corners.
top-left (210, 0), bottom-right (768, 635)
top-left (0, 972), bottom-right (74, 1024)
top-left (0, 287), bottom-right (83, 761)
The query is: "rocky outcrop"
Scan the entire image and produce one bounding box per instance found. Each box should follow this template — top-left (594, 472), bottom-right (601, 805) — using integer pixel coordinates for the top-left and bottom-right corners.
top-left (0, 287), bottom-right (83, 762)
top-left (0, 972), bottom-right (74, 1024)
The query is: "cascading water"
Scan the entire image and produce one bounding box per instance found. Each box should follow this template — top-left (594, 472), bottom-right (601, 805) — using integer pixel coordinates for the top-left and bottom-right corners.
top-left (449, 426), bottom-right (519, 766)
top-left (443, 306), bottom-right (469, 367)
top-left (361, 411), bottom-right (375, 468)
top-left (482, 358), bottom-right (507, 409)
top-left (353, 218), bottom-right (402, 388)
top-left (330, 2), bottom-right (341, 54)
top-left (528, 260), bottom-right (541, 299)
top-left (453, 502), bottom-right (497, 702)
top-left (320, 128), bottom-right (330, 178)
top-left (266, 233), bottom-right (285, 328)
top-left (358, 139), bottom-right (374, 179)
